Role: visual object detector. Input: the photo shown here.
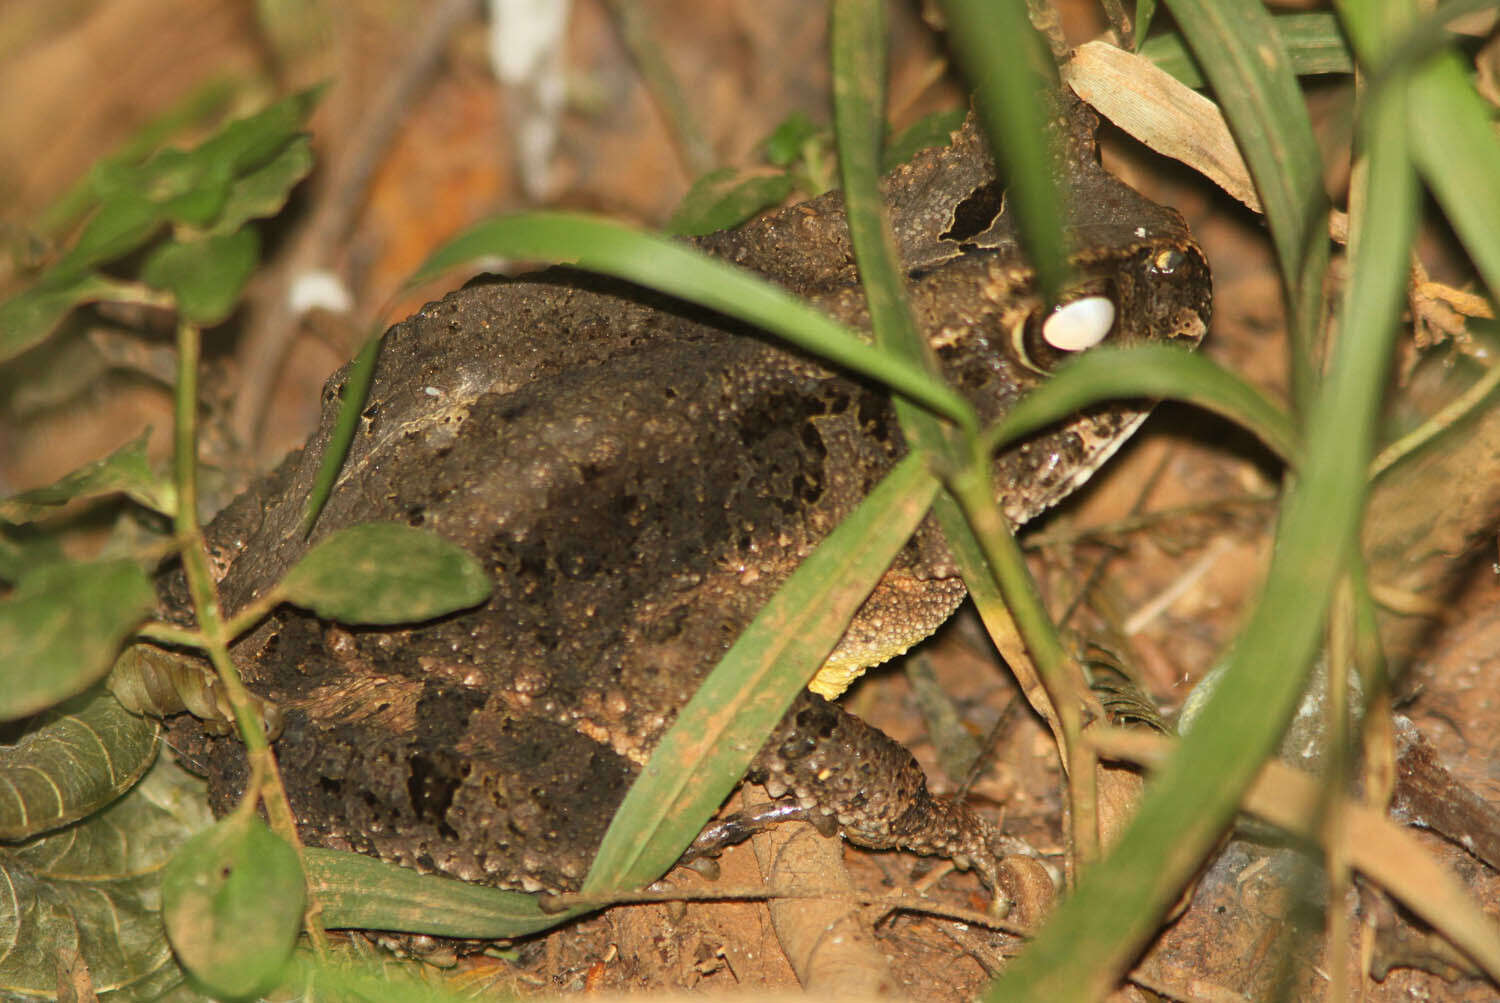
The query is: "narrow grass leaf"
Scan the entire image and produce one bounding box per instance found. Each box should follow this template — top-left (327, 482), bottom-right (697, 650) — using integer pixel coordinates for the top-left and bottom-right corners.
top-left (582, 453), bottom-right (940, 894)
top-left (983, 345), bottom-right (1301, 466)
top-left (1408, 55), bottom-right (1500, 302)
top-left (1140, 13), bottom-right (1353, 90)
top-left (830, 0), bottom-right (959, 490)
top-left (279, 523), bottom-right (492, 625)
top-left (1135, 0), bottom-right (1159, 44)
top-left (936, 0), bottom-right (1066, 301)
top-left (1164, 0), bottom-right (1329, 409)
top-left (831, 0), bottom-right (928, 369)
top-left (1248, 757), bottom-right (1500, 981)
top-left (989, 32), bottom-right (1416, 1000)
top-left (304, 848), bottom-right (583, 938)
top-left (406, 213), bottom-right (975, 431)
top-left (1366, 0), bottom-right (1500, 91)
top-left (300, 324), bottom-right (381, 532)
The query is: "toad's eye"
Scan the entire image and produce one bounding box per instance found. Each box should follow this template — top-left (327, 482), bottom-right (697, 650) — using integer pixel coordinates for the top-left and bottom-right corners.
top-left (1150, 248), bottom-right (1186, 274)
top-left (1013, 292), bottom-right (1118, 373)
top-left (1041, 295), bottom-right (1115, 351)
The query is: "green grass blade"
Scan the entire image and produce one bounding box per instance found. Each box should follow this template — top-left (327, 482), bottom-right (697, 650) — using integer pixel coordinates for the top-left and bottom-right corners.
top-left (936, 0), bottom-right (1066, 302)
top-left (1408, 55), bottom-right (1500, 302)
top-left (989, 11), bottom-right (1417, 997)
top-left (983, 345), bottom-right (1302, 466)
top-left (1140, 13), bottom-right (1353, 89)
top-left (406, 213), bottom-right (976, 432)
top-left (1164, 0), bottom-right (1330, 410)
top-left (830, 0), bottom-right (928, 371)
top-left (299, 324), bottom-right (381, 533)
top-left (582, 453), bottom-right (940, 894)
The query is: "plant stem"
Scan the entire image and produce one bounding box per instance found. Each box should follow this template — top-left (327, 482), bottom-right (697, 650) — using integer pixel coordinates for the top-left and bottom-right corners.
top-left (172, 317), bottom-right (327, 953)
top-left (947, 456), bottom-right (1100, 869)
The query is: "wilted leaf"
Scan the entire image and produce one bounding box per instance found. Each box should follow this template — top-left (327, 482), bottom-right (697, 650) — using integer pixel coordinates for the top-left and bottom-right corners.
top-left (141, 228), bottom-right (260, 325)
top-left (279, 523), bottom-right (492, 625)
top-left (0, 755), bottom-right (213, 998)
top-left (0, 688), bottom-right (159, 841)
top-left (161, 813), bottom-right (305, 999)
top-left (109, 643), bottom-right (283, 740)
top-left (0, 430), bottom-right (176, 522)
top-left (0, 558), bottom-right (155, 721)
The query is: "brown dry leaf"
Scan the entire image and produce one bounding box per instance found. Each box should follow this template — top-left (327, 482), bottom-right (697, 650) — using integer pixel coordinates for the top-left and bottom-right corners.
top-left (1063, 40), bottom-right (1259, 212)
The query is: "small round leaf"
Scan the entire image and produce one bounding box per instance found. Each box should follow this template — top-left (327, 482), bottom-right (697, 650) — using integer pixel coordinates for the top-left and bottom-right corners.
top-left (279, 523), bottom-right (492, 625)
top-left (141, 228), bottom-right (260, 326)
top-left (161, 813), bottom-right (305, 999)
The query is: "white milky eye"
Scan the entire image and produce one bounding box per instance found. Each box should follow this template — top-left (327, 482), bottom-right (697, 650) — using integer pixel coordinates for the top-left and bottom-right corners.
top-left (1041, 295), bottom-right (1116, 351)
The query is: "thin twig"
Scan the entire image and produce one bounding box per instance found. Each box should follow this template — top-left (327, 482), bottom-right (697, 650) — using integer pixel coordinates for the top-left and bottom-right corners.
top-left (174, 317), bottom-right (328, 954)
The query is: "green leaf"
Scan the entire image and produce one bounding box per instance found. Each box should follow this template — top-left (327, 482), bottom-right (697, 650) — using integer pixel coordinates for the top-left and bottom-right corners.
top-left (831, 0), bottom-right (940, 374)
top-left (161, 812), bottom-right (305, 999)
top-left (1140, 13), bottom-right (1354, 89)
top-left (1135, 0), bottom-right (1159, 46)
top-left (989, 8), bottom-right (1418, 995)
top-left (39, 77), bottom-right (240, 237)
top-left (882, 108), bottom-right (967, 171)
top-left (0, 754), bottom-right (212, 998)
top-left (301, 325), bottom-right (382, 533)
top-left (983, 345), bottom-right (1302, 466)
top-left (53, 193), bottom-right (166, 277)
top-left (190, 85), bottom-right (324, 180)
top-left (583, 452), bottom-right (940, 894)
top-left (1408, 53), bottom-right (1500, 306)
top-left (0, 271), bottom-right (138, 365)
top-left (206, 133), bottom-right (316, 237)
top-left (664, 168), bottom-right (795, 236)
top-left (0, 688), bottom-right (159, 840)
top-left (0, 558), bottom-right (155, 721)
top-left (0, 526), bottom-right (63, 586)
top-left (0, 429), bottom-right (176, 522)
top-left (1161, 0), bottom-right (1329, 409)
top-left (279, 523), bottom-right (492, 625)
top-left (141, 227), bottom-right (261, 325)
top-left (406, 213), bottom-right (976, 432)
top-left (304, 848), bottom-right (583, 938)
top-left (936, 0), bottom-right (1067, 301)
top-left (762, 111), bottom-right (824, 167)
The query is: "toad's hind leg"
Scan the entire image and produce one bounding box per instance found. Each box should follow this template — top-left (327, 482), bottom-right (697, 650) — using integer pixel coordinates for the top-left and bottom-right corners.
top-left (734, 691), bottom-right (1006, 893)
